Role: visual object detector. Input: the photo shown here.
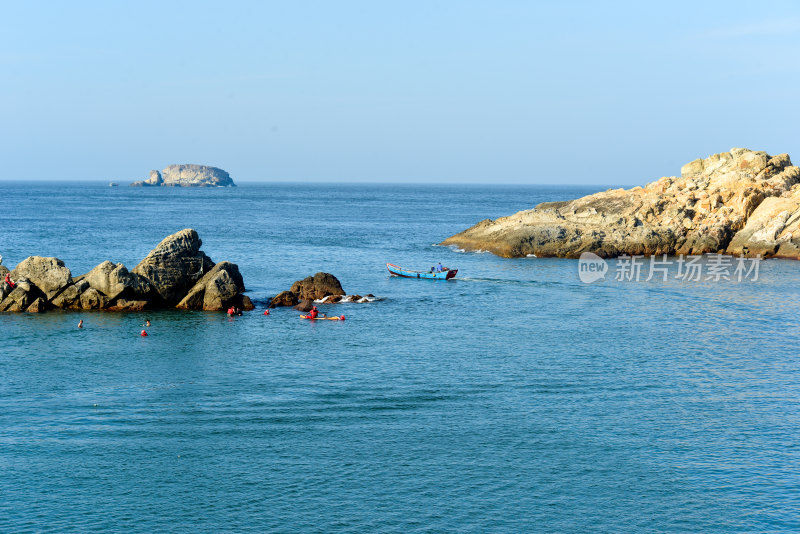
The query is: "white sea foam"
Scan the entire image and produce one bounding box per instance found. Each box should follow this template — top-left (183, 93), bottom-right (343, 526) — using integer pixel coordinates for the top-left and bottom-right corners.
top-left (527, 254), bottom-right (537, 258)
top-left (313, 295), bottom-right (384, 304)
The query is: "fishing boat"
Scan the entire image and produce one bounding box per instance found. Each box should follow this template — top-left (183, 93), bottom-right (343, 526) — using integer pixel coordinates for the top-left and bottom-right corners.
top-left (386, 263), bottom-right (457, 280)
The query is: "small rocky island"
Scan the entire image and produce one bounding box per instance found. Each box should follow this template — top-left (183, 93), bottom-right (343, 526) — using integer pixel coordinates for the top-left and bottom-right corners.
top-left (441, 148), bottom-right (800, 259)
top-left (131, 164), bottom-right (236, 187)
top-left (0, 229), bottom-right (252, 313)
top-left (269, 272), bottom-right (375, 310)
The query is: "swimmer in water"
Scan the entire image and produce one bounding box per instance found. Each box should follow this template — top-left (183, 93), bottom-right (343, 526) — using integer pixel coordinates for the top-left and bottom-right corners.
top-left (78, 319), bottom-right (83, 329)
top-left (145, 319), bottom-right (151, 327)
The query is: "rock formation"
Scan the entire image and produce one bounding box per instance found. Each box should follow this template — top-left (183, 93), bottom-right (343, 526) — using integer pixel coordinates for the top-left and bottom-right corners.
top-left (441, 148), bottom-right (800, 258)
top-left (269, 273), bottom-right (345, 308)
top-left (130, 165), bottom-right (235, 187)
top-left (0, 229), bottom-right (253, 313)
top-left (269, 273), bottom-right (375, 307)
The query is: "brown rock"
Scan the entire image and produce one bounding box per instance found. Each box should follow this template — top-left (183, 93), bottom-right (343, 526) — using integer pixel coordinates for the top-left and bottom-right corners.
top-left (293, 299), bottom-right (314, 312)
top-left (269, 290), bottom-right (297, 308)
top-left (106, 299), bottom-right (149, 312)
top-left (235, 295), bottom-right (255, 311)
top-left (289, 272), bottom-right (345, 301)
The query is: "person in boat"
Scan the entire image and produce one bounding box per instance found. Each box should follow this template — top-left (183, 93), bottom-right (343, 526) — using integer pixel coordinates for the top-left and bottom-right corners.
top-left (309, 306), bottom-right (319, 319)
top-left (4, 272), bottom-right (15, 289)
top-left (437, 262), bottom-right (444, 272)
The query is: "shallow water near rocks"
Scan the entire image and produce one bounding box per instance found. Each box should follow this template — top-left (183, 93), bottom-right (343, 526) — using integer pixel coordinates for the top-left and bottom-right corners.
top-left (1, 182), bottom-right (799, 532)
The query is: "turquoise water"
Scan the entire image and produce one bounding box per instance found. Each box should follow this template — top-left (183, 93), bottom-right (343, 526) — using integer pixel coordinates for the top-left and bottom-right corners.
top-left (1, 183), bottom-right (799, 532)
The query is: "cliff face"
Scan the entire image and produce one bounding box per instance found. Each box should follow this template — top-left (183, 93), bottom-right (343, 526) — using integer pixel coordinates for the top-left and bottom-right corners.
top-left (441, 148), bottom-right (800, 259)
top-left (131, 165), bottom-right (235, 187)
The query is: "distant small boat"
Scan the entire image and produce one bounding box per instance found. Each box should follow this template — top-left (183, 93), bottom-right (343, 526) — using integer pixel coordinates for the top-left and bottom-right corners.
top-left (387, 263), bottom-right (457, 280)
top-left (109, 182), bottom-right (119, 187)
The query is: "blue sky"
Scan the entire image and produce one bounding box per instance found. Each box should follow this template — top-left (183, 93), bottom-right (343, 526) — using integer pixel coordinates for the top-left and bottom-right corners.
top-left (1, 1), bottom-right (799, 184)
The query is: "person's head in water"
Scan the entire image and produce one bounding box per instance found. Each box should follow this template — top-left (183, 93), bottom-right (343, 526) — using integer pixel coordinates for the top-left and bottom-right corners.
top-left (145, 319), bottom-right (151, 327)
top-left (78, 319), bottom-right (83, 329)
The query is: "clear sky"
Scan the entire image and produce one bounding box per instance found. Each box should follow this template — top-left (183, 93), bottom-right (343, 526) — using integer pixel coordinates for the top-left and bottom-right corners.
top-left (2, 1), bottom-right (799, 184)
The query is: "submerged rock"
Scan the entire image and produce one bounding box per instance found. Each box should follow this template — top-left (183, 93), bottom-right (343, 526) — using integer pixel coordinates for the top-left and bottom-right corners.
top-left (441, 148), bottom-right (800, 259)
top-left (293, 299), bottom-right (314, 312)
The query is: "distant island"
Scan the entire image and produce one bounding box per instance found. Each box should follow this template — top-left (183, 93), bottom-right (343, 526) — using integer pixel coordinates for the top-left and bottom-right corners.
top-left (131, 164), bottom-right (236, 187)
top-left (441, 148), bottom-right (800, 259)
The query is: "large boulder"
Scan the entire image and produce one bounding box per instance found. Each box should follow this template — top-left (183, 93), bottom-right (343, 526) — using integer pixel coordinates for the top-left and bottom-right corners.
top-left (176, 261), bottom-right (246, 311)
top-left (441, 148), bottom-right (800, 258)
top-left (270, 273), bottom-right (346, 307)
top-left (10, 256), bottom-right (72, 300)
top-left (290, 273), bottom-right (345, 301)
top-left (132, 229), bottom-right (214, 305)
top-left (83, 261), bottom-right (151, 302)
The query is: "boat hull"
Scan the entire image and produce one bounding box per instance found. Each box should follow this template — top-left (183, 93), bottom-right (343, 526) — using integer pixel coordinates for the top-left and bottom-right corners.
top-left (387, 263), bottom-right (457, 280)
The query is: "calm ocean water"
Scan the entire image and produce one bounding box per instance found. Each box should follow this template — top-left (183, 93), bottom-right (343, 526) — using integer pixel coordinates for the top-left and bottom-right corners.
top-left (1, 182), bottom-right (799, 532)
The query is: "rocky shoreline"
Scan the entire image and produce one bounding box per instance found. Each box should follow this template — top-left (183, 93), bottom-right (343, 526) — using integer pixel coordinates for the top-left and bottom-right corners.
top-left (441, 148), bottom-right (800, 259)
top-left (0, 229), bottom-right (253, 313)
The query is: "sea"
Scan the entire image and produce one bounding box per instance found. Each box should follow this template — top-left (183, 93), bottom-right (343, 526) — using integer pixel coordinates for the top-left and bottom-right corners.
top-left (1, 182), bottom-right (799, 533)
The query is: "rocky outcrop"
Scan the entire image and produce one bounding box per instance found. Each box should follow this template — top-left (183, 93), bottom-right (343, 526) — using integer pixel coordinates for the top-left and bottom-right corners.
top-left (132, 229), bottom-right (213, 306)
top-left (727, 187), bottom-right (800, 258)
top-left (269, 274), bottom-right (375, 307)
top-left (83, 261), bottom-right (152, 302)
top-left (441, 148), bottom-right (800, 258)
top-left (176, 261), bottom-right (253, 311)
top-left (291, 273), bottom-right (345, 301)
top-left (130, 165), bottom-right (235, 187)
top-left (11, 257), bottom-right (72, 300)
top-left (269, 273), bottom-right (345, 308)
top-left (1, 229), bottom-right (250, 313)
